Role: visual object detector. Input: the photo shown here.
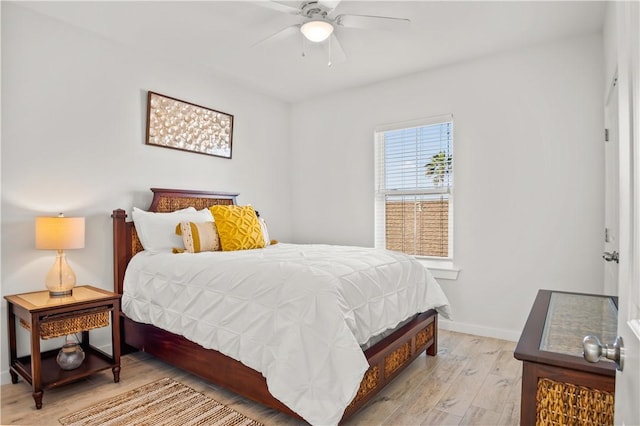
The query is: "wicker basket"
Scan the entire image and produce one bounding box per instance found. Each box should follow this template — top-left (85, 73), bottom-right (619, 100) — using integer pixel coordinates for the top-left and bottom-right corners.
top-left (20, 307), bottom-right (110, 339)
top-left (536, 377), bottom-right (614, 425)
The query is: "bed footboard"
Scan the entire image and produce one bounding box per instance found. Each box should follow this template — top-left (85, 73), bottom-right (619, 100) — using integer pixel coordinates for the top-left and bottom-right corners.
top-left (121, 309), bottom-right (437, 423)
top-left (344, 310), bottom-right (437, 419)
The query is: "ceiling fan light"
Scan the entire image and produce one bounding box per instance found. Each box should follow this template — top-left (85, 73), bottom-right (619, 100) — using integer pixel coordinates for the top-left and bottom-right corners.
top-left (300, 20), bottom-right (334, 42)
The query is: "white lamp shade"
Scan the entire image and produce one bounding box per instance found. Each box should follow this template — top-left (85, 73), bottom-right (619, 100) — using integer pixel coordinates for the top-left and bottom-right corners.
top-left (300, 20), bottom-right (334, 42)
top-left (35, 216), bottom-right (85, 250)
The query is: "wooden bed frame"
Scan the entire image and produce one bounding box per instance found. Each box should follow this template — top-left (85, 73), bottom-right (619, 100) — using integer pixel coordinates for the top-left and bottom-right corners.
top-left (112, 188), bottom-right (439, 423)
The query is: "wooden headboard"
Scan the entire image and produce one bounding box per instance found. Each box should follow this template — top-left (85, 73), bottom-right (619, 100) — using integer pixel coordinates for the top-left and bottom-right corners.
top-left (111, 188), bottom-right (238, 295)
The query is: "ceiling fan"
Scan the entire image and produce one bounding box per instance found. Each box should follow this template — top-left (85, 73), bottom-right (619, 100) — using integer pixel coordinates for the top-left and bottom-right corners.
top-left (252, 0), bottom-right (411, 66)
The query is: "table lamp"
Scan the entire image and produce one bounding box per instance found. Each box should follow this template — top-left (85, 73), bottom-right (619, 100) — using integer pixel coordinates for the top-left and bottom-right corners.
top-left (35, 214), bottom-right (85, 297)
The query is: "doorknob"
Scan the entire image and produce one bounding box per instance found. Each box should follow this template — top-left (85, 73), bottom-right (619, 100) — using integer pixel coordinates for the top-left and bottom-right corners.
top-left (583, 335), bottom-right (624, 371)
top-left (602, 251), bottom-right (619, 263)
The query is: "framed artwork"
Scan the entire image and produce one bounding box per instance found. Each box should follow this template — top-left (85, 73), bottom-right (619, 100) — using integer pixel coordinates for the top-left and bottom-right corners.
top-left (145, 91), bottom-right (233, 159)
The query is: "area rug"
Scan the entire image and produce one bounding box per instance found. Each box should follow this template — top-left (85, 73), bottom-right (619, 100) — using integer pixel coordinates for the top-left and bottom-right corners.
top-left (58, 377), bottom-right (263, 426)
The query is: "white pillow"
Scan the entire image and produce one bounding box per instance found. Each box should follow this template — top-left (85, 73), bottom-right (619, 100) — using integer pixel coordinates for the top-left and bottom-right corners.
top-left (259, 217), bottom-right (270, 246)
top-left (132, 207), bottom-right (213, 253)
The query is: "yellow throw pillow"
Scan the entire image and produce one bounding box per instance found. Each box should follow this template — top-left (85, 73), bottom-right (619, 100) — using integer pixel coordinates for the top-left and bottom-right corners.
top-left (209, 205), bottom-right (265, 251)
top-left (175, 221), bottom-right (220, 253)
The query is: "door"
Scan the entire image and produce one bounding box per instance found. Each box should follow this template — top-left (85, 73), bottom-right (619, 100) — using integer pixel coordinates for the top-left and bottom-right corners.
top-left (613, 2), bottom-right (640, 424)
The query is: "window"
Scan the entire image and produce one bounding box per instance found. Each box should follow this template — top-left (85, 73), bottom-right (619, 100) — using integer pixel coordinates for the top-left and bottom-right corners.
top-left (375, 115), bottom-right (453, 258)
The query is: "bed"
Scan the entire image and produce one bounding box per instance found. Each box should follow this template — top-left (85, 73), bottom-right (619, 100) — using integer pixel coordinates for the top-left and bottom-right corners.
top-left (112, 188), bottom-right (450, 425)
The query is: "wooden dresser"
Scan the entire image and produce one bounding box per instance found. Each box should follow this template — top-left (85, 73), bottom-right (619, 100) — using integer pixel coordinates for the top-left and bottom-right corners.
top-left (514, 290), bottom-right (617, 425)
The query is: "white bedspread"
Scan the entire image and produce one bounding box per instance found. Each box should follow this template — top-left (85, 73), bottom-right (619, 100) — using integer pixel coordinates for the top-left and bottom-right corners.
top-left (122, 243), bottom-right (450, 425)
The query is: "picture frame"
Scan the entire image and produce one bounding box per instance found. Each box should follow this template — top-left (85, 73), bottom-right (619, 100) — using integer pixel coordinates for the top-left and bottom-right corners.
top-left (145, 91), bottom-right (233, 159)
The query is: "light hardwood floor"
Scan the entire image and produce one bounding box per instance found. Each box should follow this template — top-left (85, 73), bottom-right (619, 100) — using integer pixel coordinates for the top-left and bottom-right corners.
top-left (1, 330), bottom-right (521, 425)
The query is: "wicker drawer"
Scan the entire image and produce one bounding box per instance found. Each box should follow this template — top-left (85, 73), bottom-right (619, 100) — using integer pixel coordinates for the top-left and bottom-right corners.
top-left (536, 377), bottom-right (614, 425)
top-left (20, 307), bottom-right (110, 339)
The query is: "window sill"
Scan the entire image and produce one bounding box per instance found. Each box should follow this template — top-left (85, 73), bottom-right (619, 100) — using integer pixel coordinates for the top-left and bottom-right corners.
top-left (416, 258), bottom-right (460, 280)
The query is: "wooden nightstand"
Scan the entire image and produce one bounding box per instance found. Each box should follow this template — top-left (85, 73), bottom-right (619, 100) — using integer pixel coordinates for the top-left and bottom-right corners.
top-left (5, 285), bottom-right (121, 409)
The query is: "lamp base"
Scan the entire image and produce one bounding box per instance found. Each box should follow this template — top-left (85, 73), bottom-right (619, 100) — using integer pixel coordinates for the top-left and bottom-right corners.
top-left (44, 250), bottom-right (76, 298)
top-left (49, 289), bottom-right (73, 298)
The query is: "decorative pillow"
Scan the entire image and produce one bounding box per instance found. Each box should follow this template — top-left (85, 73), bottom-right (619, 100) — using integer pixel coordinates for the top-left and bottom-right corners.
top-left (175, 221), bottom-right (220, 253)
top-left (132, 207), bottom-right (213, 253)
top-left (209, 205), bottom-right (265, 251)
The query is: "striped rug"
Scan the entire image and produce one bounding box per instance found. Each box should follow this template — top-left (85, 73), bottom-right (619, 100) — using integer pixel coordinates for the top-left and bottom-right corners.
top-left (58, 378), bottom-right (263, 426)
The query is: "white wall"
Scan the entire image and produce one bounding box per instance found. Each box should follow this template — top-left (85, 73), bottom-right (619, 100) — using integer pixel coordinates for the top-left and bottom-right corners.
top-left (603, 4), bottom-right (618, 94)
top-left (290, 34), bottom-right (605, 341)
top-left (0, 3), bottom-right (292, 382)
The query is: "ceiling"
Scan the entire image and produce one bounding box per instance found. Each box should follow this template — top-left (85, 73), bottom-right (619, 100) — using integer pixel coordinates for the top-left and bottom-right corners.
top-left (16, 1), bottom-right (606, 103)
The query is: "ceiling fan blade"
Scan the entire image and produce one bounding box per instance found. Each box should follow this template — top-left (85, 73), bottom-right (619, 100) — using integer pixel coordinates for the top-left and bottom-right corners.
top-left (318, 0), bottom-right (342, 12)
top-left (252, 1), bottom-right (301, 15)
top-left (251, 25), bottom-right (300, 48)
top-left (328, 33), bottom-right (346, 66)
top-left (336, 14), bottom-right (411, 31)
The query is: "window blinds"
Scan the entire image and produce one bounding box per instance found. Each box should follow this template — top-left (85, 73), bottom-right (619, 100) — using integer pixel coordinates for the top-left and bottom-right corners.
top-left (374, 115), bottom-right (453, 258)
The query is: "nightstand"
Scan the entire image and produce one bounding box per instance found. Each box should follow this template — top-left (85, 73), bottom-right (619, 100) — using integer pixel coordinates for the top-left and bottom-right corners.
top-left (5, 285), bottom-right (121, 409)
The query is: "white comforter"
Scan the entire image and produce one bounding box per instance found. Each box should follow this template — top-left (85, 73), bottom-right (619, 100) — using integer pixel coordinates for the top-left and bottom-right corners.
top-left (122, 243), bottom-right (450, 425)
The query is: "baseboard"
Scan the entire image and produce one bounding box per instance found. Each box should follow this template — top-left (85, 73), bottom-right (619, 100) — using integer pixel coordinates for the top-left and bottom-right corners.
top-left (1, 370), bottom-right (11, 386)
top-left (439, 318), bottom-right (522, 342)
